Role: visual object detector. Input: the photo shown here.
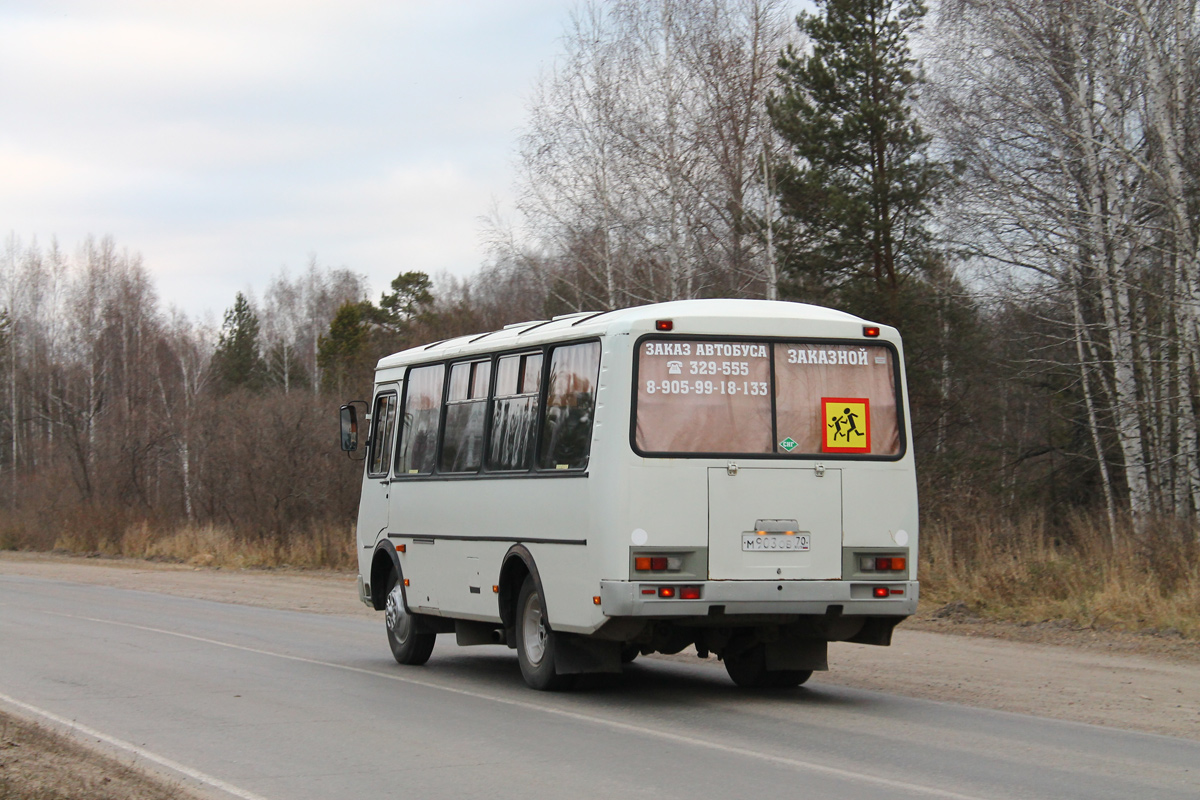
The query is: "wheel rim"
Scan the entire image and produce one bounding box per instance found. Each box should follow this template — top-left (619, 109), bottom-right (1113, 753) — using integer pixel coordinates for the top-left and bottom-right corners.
top-left (385, 582), bottom-right (412, 644)
top-left (521, 590), bottom-right (547, 666)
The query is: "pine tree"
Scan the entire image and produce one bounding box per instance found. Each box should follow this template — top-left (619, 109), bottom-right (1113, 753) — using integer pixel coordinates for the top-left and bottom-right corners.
top-left (317, 301), bottom-right (372, 396)
top-left (768, 0), bottom-right (943, 306)
top-left (769, 2), bottom-right (992, 487)
top-left (213, 292), bottom-right (265, 392)
top-left (375, 271), bottom-right (433, 333)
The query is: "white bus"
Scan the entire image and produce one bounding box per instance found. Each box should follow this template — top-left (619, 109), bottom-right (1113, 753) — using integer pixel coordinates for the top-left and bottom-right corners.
top-left (340, 299), bottom-right (918, 690)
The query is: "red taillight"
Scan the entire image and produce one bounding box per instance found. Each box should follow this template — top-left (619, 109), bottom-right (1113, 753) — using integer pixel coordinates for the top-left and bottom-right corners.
top-left (658, 586), bottom-right (676, 598)
top-left (875, 557), bottom-right (892, 570)
top-left (873, 586), bottom-right (889, 598)
top-left (650, 557), bottom-right (668, 571)
top-left (679, 585), bottom-right (701, 600)
top-left (656, 320), bottom-right (674, 331)
top-left (863, 325), bottom-right (880, 337)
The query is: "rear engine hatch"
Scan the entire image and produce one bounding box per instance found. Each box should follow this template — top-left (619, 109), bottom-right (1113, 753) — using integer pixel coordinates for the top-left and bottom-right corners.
top-left (708, 466), bottom-right (842, 580)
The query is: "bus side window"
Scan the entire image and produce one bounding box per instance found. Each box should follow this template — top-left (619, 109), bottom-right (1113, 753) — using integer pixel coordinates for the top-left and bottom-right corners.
top-left (539, 342), bottom-right (600, 470)
top-left (397, 364), bottom-right (445, 475)
top-left (367, 393), bottom-right (398, 476)
top-left (440, 359), bottom-right (490, 473)
top-left (488, 352), bottom-right (541, 471)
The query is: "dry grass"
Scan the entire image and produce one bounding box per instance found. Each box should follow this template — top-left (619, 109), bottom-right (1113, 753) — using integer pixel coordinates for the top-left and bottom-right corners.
top-left (920, 507), bottom-right (1200, 638)
top-left (0, 711), bottom-right (194, 800)
top-left (45, 520), bottom-right (357, 571)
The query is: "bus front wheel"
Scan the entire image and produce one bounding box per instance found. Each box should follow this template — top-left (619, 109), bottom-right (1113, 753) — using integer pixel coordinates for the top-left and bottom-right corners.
top-left (385, 572), bottom-right (435, 666)
top-left (515, 575), bottom-right (573, 691)
top-left (724, 644), bottom-right (812, 689)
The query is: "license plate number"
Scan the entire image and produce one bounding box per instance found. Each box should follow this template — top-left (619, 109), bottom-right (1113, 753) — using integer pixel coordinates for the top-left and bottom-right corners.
top-left (742, 533), bottom-right (810, 551)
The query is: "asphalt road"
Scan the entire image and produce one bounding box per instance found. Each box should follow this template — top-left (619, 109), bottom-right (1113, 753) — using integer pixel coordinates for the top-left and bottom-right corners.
top-left (1, 574), bottom-right (1197, 800)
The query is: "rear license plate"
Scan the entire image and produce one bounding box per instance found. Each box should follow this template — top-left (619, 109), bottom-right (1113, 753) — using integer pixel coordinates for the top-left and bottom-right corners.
top-left (742, 533), bottom-right (810, 551)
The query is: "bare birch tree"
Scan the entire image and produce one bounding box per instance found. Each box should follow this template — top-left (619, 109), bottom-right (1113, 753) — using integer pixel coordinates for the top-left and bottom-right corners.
top-left (506, 0), bottom-right (794, 310)
top-left (929, 0), bottom-right (1200, 526)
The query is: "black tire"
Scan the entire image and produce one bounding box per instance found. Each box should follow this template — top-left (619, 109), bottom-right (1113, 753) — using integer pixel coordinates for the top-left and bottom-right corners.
top-left (724, 644), bottom-right (812, 689)
top-left (620, 644), bottom-right (641, 664)
top-left (385, 570), bottom-right (436, 666)
top-left (515, 575), bottom-right (573, 690)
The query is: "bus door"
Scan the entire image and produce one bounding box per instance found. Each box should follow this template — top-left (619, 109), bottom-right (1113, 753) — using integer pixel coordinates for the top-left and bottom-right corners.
top-left (356, 385), bottom-right (400, 553)
top-left (708, 466), bottom-right (842, 580)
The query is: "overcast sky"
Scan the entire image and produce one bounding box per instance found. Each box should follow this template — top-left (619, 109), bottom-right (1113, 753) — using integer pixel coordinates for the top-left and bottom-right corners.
top-left (0, 0), bottom-right (569, 317)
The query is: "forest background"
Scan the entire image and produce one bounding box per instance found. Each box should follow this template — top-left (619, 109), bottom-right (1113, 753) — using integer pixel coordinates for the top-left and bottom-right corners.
top-left (2, 0), bottom-right (1198, 636)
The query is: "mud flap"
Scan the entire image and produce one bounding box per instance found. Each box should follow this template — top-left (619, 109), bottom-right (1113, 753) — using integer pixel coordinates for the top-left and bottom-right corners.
top-left (553, 634), bottom-right (622, 675)
top-left (846, 617), bottom-right (900, 646)
top-left (765, 638), bottom-right (828, 671)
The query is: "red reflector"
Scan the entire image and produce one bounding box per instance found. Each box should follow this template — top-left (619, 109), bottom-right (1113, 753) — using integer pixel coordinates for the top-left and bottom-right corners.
top-left (890, 588), bottom-right (905, 595)
top-left (891, 557), bottom-right (906, 571)
top-left (873, 586), bottom-right (889, 598)
top-left (679, 585), bottom-right (701, 600)
top-left (875, 557), bottom-right (892, 571)
top-left (641, 588), bottom-right (656, 595)
top-left (650, 557), bottom-right (668, 571)
top-left (634, 557), bottom-right (652, 571)
top-left (658, 586), bottom-right (676, 598)
top-left (863, 325), bottom-right (881, 337)
top-left (655, 320), bottom-right (673, 331)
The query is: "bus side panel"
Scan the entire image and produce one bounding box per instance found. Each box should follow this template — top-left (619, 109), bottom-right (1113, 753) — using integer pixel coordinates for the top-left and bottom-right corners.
top-left (583, 332), bottom-right (635, 585)
top-left (402, 539), bottom-right (509, 620)
top-left (623, 462), bottom-right (709, 554)
top-left (389, 477), bottom-right (592, 621)
top-left (528, 542), bottom-right (597, 634)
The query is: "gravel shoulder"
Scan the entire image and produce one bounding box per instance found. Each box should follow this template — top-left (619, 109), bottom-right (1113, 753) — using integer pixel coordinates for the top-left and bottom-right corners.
top-left (3, 551), bottom-right (1198, 741)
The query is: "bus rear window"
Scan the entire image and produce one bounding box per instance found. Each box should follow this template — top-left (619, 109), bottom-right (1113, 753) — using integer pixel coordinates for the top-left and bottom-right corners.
top-left (635, 340), bottom-right (773, 454)
top-left (634, 339), bottom-right (901, 457)
top-left (774, 343), bottom-right (901, 456)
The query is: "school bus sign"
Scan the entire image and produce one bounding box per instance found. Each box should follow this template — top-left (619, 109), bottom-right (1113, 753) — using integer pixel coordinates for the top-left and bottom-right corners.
top-left (822, 397), bottom-right (870, 453)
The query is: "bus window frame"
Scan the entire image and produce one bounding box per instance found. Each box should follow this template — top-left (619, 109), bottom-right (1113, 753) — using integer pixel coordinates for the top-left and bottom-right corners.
top-left (538, 340), bottom-right (604, 472)
top-left (485, 349), bottom-right (545, 474)
top-left (394, 362), bottom-right (446, 476)
top-left (365, 390), bottom-right (399, 478)
top-left (437, 356), bottom-right (495, 475)
top-left (388, 336), bottom-right (603, 481)
top-left (628, 333), bottom-right (907, 462)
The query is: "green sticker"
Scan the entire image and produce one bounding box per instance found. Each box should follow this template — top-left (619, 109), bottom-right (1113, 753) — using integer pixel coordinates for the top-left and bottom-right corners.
top-left (779, 437), bottom-right (798, 452)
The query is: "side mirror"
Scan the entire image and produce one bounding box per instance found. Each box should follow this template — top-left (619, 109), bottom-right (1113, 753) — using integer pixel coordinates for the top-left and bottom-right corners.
top-left (339, 404), bottom-right (359, 452)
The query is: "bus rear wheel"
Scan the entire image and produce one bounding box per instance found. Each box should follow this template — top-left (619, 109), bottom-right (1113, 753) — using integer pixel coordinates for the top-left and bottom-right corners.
top-left (724, 644), bottom-right (812, 689)
top-left (516, 575), bottom-right (573, 691)
top-left (385, 572), bottom-right (435, 666)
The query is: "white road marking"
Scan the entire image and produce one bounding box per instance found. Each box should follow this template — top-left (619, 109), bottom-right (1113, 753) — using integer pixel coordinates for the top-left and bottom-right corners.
top-left (34, 608), bottom-right (992, 800)
top-left (0, 691), bottom-right (271, 800)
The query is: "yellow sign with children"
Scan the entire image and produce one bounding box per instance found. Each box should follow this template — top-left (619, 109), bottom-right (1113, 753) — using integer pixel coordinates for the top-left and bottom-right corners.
top-left (822, 397), bottom-right (870, 453)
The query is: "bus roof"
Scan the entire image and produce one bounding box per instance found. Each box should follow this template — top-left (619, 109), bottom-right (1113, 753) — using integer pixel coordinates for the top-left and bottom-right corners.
top-left (375, 298), bottom-right (880, 371)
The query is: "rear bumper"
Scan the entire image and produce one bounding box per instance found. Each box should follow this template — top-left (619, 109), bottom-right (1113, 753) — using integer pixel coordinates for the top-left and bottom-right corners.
top-left (599, 579), bottom-right (918, 618)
